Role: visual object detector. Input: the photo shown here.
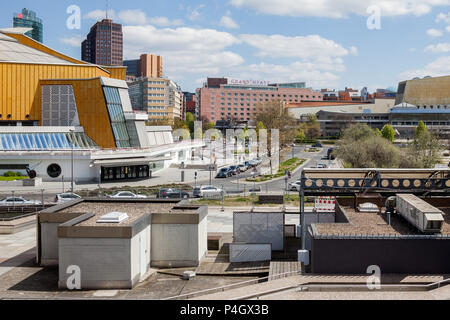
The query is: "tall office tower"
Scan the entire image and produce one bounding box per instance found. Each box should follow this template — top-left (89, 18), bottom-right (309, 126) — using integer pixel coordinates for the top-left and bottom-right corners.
top-left (81, 19), bottom-right (123, 66)
top-left (124, 54), bottom-right (163, 80)
top-left (13, 8), bottom-right (43, 43)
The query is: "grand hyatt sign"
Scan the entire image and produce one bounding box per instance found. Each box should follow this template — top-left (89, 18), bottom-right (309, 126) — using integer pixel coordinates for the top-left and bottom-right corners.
top-left (229, 79), bottom-right (270, 86)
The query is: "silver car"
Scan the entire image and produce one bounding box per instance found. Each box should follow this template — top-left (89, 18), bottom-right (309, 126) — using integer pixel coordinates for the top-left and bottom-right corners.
top-left (55, 193), bottom-right (82, 204)
top-left (0, 197), bottom-right (41, 206)
top-left (107, 191), bottom-right (147, 199)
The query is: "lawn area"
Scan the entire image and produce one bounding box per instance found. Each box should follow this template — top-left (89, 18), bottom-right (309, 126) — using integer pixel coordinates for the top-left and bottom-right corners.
top-left (0, 176), bottom-right (27, 181)
top-left (246, 158), bottom-right (306, 183)
top-left (190, 194), bottom-right (315, 207)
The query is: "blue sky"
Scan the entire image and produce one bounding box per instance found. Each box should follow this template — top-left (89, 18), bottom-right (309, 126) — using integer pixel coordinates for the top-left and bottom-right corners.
top-left (1, 0), bottom-right (450, 92)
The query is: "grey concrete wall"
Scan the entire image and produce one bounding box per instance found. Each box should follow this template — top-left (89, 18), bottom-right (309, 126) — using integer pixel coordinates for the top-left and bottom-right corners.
top-left (234, 212), bottom-right (284, 251)
top-left (197, 215), bottom-right (208, 263)
top-left (58, 238), bottom-right (133, 290)
top-left (40, 223), bottom-right (60, 266)
top-left (151, 223), bottom-right (201, 268)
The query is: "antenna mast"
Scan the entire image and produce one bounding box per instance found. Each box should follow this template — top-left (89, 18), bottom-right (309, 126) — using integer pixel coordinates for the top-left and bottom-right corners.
top-left (106, 0), bottom-right (109, 19)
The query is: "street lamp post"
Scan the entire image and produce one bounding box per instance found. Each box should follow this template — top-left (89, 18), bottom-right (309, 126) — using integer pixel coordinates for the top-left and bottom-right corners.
top-left (70, 129), bottom-right (74, 194)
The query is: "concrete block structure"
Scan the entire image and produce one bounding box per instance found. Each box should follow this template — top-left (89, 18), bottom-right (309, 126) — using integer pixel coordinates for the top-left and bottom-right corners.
top-left (37, 199), bottom-right (208, 289)
top-left (233, 211), bottom-right (285, 251)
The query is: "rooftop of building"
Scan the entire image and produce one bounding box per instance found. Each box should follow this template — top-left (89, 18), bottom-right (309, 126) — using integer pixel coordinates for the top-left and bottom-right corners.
top-left (40, 199), bottom-right (204, 228)
top-left (0, 30), bottom-right (72, 64)
top-left (312, 198), bottom-right (450, 237)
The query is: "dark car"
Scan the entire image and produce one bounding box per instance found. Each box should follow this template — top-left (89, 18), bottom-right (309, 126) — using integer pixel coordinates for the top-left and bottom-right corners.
top-left (158, 188), bottom-right (189, 199)
top-left (229, 165), bottom-right (239, 175)
top-left (216, 167), bottom-right (233, 178)
top-left (312, 142), bottom-right (323, 148)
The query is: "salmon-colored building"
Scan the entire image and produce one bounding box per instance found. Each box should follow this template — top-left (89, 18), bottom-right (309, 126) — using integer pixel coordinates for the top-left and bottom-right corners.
top-left (197, 78), bottom-right (323, 123)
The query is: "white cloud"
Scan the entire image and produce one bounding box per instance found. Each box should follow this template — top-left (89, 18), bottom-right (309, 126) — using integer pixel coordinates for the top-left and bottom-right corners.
top-left (60, 35), bottom-right (84, 47)
top-left (231, 0), bottom-right (450, 18)
top-left (148, 17), bottom-right (184, 27)
top-left (447, 26), bottom-right (450, 32)
top-left (349, 46), bottom-right (359, 56)
top-left (123, 25), bottom-right (243, 78)
top-left (219, 15), bottom-right (240, 29)
top-left (436, 12), bottom-right (450, 24)
top-left (424, 42), bottom-right (450, 52)
top-left (426, 28), bottom-right (444, 37)
top-left (241, 34), bottom-right (355, 59)
top-left (117, 10), bottom-right (148, 25)
top-left (83, 9), bottom-right (115, 21)
top-left (187, 5), bottom-right (205, 21)
top-left (233, 62), bottom-right (342, 88)
top-left (399, 56), bottom-right (450, 80)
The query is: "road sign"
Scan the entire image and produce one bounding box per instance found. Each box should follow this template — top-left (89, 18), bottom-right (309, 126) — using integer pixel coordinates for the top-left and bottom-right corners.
top-left (208, 164), bottom-right (217, 171)
top-left (315, 196), bottom-right (336, 213)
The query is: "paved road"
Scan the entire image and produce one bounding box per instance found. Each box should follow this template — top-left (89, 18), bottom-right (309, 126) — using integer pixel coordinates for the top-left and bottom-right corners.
top-left (192, 146), bottom-right (335, 193)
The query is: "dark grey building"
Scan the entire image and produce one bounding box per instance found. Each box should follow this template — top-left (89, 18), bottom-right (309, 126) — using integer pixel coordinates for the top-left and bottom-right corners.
top-left (82, 19), bottom-right (123, 66)
top-left (13, 8), bottom-right (43, 43)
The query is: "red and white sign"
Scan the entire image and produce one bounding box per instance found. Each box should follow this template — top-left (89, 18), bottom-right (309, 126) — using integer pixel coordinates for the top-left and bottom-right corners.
top-left (315, 196), bottom-right (336, 213)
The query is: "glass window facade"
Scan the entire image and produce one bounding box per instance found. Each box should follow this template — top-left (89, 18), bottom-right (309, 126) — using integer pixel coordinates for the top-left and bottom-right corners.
top-left (103, 86), bottom-right (132, 148)
top-left (0, 132), bottom-right (98, 151)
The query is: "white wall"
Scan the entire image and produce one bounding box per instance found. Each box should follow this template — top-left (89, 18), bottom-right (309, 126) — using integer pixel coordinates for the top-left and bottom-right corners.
top-left (0, 156), bottom-right (98, 183)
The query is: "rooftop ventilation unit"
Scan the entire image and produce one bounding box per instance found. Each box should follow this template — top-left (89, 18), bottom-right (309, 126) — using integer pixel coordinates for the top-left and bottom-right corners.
top-left (396, 194), bottom-right (444, 234)
top-left (97, 212), bottom-right (129, 224)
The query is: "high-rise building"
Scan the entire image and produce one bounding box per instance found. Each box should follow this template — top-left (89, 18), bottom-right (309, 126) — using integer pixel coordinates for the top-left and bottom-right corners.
top-left (13, 8), bottom-right (43, 43)
top-left (81, 19), bottom-right (123, 66)
top-left (128, 77), bottom-right (183, 124)
top-left (124, 54), bottom-right (163, 80)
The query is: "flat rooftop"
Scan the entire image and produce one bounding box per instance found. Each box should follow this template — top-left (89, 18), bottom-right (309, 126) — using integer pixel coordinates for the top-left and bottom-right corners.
top-left (313, 202), bottom-right (450, 237)
top-left (40, 199), bottom-right (204, 230)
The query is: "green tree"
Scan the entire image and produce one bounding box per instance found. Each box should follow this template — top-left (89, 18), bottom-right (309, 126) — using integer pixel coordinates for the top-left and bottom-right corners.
top-left (296, 127), bottom-right (306, 143)
top-left (172, 118), bottom-right (189, 131)
top-left (374, 128), bottom-right (382, 137)
top-left (255, 100), bottom-right (298, 149)
top-left (415, 121), bottom-right (428, 138)
top-left (381, 124), bottom-right (395, 143)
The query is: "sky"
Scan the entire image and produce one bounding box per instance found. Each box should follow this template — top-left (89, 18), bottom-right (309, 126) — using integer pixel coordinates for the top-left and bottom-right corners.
top-left (1, 0), bottom-right (450, 92)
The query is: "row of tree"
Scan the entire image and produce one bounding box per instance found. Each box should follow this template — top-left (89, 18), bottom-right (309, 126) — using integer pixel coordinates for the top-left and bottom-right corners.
top-left (335, 122), bottom-right (442, 168)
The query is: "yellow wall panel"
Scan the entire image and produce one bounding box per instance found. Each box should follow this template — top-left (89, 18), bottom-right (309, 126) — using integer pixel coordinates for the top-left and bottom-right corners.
top-left (0, 62), bottom-right (111, 121)
top-left (40, 79), bottom-right (116, 149)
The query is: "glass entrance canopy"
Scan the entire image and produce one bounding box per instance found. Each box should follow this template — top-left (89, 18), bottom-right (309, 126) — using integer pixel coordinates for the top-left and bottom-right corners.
top-left (0, 132), bottom-right (98, 151)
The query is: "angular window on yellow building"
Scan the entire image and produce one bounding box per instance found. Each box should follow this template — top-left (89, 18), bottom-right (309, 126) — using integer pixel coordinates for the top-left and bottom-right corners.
top-left (103, 86), bottom-right (132, 149)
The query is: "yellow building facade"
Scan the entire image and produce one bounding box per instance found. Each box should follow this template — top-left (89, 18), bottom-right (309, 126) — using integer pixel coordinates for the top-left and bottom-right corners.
top-left (0, 28), bottom-right (128, 149)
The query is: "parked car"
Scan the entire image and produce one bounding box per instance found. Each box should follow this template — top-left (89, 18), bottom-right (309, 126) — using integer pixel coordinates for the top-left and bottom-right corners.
top-left (107, 191), bottom-right (147, 199)
top-left (193, 186), bottom-right (224, 198)
top-left (248, 158), bottom-right (262, 167)
top-left (157, 188), bottom-right (189, 199)
top-left (229, 165), bottom-right (239, 175)
top-left (0, 197), bottom-right (41, 206)
top-left (317, 163), bottom-right (328, 168)
top-left (55, 193), bottom-right (81, 204)
top-left (288, 181), bottom-right (302, 191)
top-left (216, 167), bottom-right (233, 178)
top-left (312, 142), bottom-right (323, 148)
top-left (237, 164), bottom-right (248, 172)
